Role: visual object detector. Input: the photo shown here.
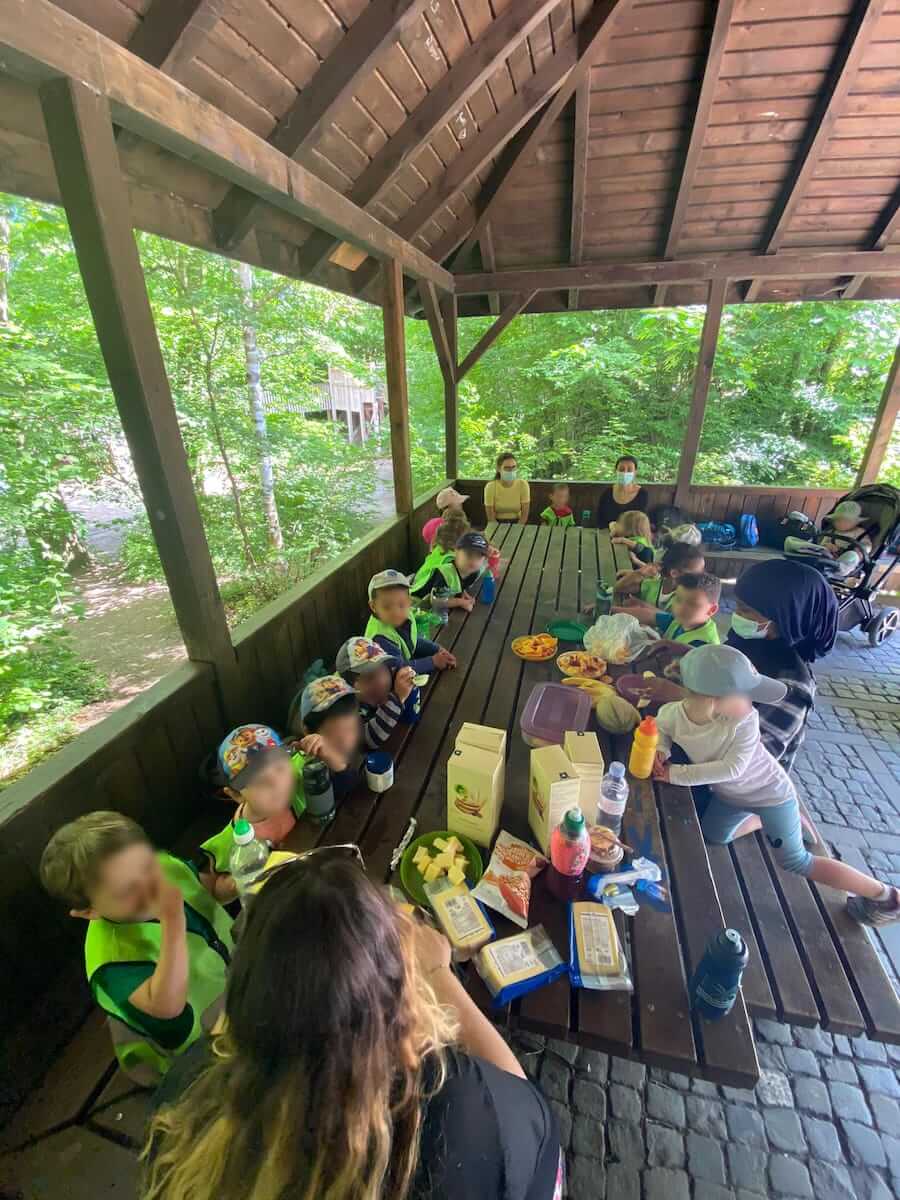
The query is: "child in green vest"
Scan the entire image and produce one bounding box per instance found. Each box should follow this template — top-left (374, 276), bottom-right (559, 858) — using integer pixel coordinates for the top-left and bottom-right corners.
top-left (615, 541), bottom-right (706, 612)
top-left (540, 482), bottom-right (575, 527)
top-left (410, 530), bottom-right (489, 611)
top-left (40, 811), bottom-right (233, 1085)
top-left (611, 509), bottom-right (655, 566)
top-left (655, 572), bottom-right (721, 648)
top-left (366, 569), bottom-right (457, 674)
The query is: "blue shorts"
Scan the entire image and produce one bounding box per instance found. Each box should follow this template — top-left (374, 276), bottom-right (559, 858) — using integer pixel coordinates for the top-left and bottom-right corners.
top-left (701, 796), bottom-right (813, 877)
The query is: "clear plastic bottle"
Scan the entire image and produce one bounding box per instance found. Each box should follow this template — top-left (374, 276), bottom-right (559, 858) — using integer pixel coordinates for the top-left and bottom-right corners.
top-left (228, 818), bottom-right (269, 900)
top-left (598, 762), bottom-right (629, 837)
top-left (548, 807), bottom-right (591, 901)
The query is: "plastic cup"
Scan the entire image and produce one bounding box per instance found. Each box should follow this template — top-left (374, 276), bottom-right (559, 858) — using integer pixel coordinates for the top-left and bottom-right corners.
top-left (365, 750), bottom-right (394, 792)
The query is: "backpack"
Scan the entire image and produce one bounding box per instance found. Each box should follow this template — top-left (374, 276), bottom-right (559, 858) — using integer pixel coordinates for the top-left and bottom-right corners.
top-left (651, 504), bottom-right (685, 531)
top-left (738, 514), bottom-right (759, 548)
top-left (696, 520), bottom-right (737, 548)
top-left (758, 513), bottom-right (816, 551)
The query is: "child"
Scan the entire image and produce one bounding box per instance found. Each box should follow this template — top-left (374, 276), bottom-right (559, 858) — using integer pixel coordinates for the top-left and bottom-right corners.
top-left (336, 635), bottom-right (419, 747)
top-left (421, 485), bottom-right (469, 546)
top-left (654, 572), bottom-right (721, 647)
top-left (366, 569), bottom-right (457, 673)
top-left (40, 812), bottom-right (234, 1083)
top-left (432, 508), bottom-right (471, 553)
top-left (821, 499), bottom-right (873, 574)
top-left (615, 541), bottom-right (705, 610)
top-left (652, 644), bottom-right (900, 927)
top-left (540, 482), bottom-right (575, 527)
top-left (611, 509), bottom-right (654, 566)
top-left (410, 531), bottom-right (490, 611)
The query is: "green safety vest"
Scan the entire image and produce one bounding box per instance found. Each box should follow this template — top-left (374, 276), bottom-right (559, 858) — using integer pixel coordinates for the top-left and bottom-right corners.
top-left (666, 617), bottom-right (720, 647)
top-left (411, 547), bottom-right (462, 595)
top-left (640, 577), bottom-right (675, 610)
top-left (365, 612), bottom-right (419, 660)
top-left (85, 852), bottom-right (234, 1084)
top-left (540, 506), bottom-right (575, 528)
top-left (200, 757), bottom-right (307, 873)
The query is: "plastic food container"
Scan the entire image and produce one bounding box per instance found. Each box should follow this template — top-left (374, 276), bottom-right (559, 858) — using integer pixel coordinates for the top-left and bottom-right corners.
top-left (520, 682), bottom-right (592, 747)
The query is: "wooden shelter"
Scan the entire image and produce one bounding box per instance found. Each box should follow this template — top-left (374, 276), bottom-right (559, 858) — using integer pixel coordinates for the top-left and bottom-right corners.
top-left (3, 0), bottom-right (900, 1134)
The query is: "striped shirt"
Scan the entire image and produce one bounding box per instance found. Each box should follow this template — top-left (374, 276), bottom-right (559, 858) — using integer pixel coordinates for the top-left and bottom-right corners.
top-left (360, 688), bottom-right (419, 748)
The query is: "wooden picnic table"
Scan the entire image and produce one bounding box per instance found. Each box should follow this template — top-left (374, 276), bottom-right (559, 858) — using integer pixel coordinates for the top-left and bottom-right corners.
top-left (282, 524), bottom-right (900, 1088)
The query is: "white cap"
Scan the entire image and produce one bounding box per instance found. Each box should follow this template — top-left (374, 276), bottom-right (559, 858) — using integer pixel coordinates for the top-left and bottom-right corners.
top-left (680, 644), bottom-right (787, 703)
top-left (436, 486), bottom-right (469, 510)
top-left (832, 500), bottom-right (862, 523)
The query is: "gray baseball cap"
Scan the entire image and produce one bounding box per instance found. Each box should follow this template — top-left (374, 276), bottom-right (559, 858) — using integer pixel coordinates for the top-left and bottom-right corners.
top-left (680, 644), bottom-right (787, 703)
top-left (367, 568), bottom-right (411, 600)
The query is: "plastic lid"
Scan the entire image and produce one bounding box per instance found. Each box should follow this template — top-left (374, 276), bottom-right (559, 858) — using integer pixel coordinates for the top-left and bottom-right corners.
top-left (233, 819), bottom-right (254, 845)
top-left (638, 716), bottom-right (658, 734)
top-left (608, 761), bottom-right (626, 779)
top-left (563, 807), bottom-right (586, 835)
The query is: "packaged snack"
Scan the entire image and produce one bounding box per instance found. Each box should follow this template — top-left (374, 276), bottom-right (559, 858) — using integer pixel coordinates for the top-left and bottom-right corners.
top-left (475, 925), bottom-right (566, 1007)
top-left (569, 902), bottom-right (633, 992)
top-left (472, 830), bottom-right (547, 928)
top-left (529, 743), bottom-right (581, 853)
top-left (425, 877), bottom-right (494, 961)
top-left (447, 743), bottom-right (504, 848)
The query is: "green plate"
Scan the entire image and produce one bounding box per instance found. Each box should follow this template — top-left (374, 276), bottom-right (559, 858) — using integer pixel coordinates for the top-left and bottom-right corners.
top-left (546, 618), bottom-right (589, 645)
top-left (400, 830), bottom-right (483, 907)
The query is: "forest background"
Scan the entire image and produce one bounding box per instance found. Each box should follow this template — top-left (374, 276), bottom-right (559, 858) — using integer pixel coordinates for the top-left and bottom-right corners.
top-left (2, 191), bottom-right (899, 782)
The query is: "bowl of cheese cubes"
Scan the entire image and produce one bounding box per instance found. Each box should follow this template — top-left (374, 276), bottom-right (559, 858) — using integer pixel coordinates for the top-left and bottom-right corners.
top-left (400, 831), bottom-right (483, 907)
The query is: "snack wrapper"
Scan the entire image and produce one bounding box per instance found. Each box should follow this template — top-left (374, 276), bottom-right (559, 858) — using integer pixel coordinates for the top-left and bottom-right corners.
top-left (472, 830), bottom-right (547, 928)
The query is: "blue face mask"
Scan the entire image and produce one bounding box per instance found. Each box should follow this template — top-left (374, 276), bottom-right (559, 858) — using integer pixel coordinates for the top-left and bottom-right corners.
top-left (616, 470), bottom-right (635, 485)
top-left (500, 468), bottom-right (517, 482)
top-left (731, 612), bottom-right (770, 640)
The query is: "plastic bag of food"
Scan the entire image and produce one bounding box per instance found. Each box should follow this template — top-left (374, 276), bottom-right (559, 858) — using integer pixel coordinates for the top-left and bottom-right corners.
top-left (583, 613), bottom-right (659, 664)
top-left (472, 830), bottom-right (547, 928)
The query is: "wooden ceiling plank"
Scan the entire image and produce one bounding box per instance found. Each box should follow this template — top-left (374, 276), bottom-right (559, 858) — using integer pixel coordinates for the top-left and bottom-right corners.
top-left (213, 0), bottom-right (431, 251)
top-left (744, 0), bottom-right (886, 301)
top-left (568, 75), bottom-right (590, 310)
top-left (842, 184), bottom-right (900, 297)
top-left (126, 0), bottom-right (225, 75)
top-left (293, 0), bottom-right (563, 276)
top-left (451, 0), bottom-right (634, 273)
top-left (456, 291), bottom-right (538, 381)
top-left (653, 0), bottom-right (735, 307)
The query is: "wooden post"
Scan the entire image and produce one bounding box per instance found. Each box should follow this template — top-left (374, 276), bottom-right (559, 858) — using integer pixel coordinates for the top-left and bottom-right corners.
top-left (857, 336), bottom-right (900, 485)
top-left (442, 292), bottom-right (458, 479)
top-left (39, 78), bottom-right (241, 721)
top-left (382, 258), bottom-right (413, 514)
top-left (674, 278), bottom-right (728, 509)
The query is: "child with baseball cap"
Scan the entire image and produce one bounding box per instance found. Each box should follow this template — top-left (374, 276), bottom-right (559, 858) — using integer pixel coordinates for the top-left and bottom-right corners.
top-left (652, 644), bottom-right (900, 927)
top-left (820, 499), bottom-right (872, 573)
top-left (336, 635), bottom-right (420, 748)
top-left (421, 485), bottom-right (469, 546)
top-left (365, 568), bottom-right (456, 674)
top-left (410, 530), bottom-right (490, 611)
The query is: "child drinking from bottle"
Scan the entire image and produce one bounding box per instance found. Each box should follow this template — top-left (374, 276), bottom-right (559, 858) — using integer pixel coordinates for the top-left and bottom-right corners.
top-left (652, 644), bottom-right (900, 927)
top-left (335, 635), bottom-right (419, 748)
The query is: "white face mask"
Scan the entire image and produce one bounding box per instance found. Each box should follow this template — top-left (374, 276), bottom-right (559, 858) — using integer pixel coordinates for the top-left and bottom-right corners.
top-left (616, 470), bottom-right (635, 485)
top-left (500, 468), bottom-right (517, 482)
top-left (731, 612), bottom-right (770, 640)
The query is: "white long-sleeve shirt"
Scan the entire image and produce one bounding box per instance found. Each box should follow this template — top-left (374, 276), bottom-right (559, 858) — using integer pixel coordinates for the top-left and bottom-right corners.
top-left (656, 701), bottom-right (795, 809)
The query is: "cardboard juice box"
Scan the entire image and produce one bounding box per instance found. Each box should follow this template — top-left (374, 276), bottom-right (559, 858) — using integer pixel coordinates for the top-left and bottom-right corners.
top-left (456, 722), bottom-right (507, 759)
top-left (529, 744), bottom-right (582, 854)
top-left (447, 743), bottom-right (504, 847)
top-left (563, 730), bottom-right (604, 825)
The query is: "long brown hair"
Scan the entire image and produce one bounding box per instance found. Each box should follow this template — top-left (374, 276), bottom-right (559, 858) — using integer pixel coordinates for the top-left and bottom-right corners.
top-left (434, 508), bottom-right (470, 551)
top-left (494, 451), bottom-right (516, 480)
top-left (141, 859), bottom-right (457, 1200)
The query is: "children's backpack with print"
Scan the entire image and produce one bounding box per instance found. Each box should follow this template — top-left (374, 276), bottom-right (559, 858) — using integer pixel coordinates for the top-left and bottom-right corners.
top-left (738, 514), bottom-right (759, 548)
top-left (696, 520), bottom-right (737, 548)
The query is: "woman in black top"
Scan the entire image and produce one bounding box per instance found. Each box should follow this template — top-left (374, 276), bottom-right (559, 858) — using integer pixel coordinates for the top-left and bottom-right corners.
top-left (143, 853), bottom-right (561, 1200)
top-left (595, 454), bottom-right (649, 528)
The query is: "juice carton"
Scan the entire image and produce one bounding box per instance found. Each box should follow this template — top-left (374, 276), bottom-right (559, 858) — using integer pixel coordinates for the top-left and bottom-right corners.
top-left (529, 744), bottom-right (581, 855)
top-left (447, 743), bottom-right (504, 847)
top-left (456, 722), bottom-right (507, 759)
top-left (563, 730), bottom-right (605, 825)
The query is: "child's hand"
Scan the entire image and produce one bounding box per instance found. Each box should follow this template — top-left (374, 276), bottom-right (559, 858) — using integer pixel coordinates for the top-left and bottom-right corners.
top-left (651, 752), bottom-right (670, 783)
top-left (433, 647), bottom-right (457, 670)
top-left (298, 734), bottom-right (347, 773)
top-left (394, 666), bottom-right (416, 701)
top-left (412, 921), bottom-right (452, 977)
top-left (150, 872), bottom-right (186, 927)
top-left (458, 592), bottom-right (475, 612)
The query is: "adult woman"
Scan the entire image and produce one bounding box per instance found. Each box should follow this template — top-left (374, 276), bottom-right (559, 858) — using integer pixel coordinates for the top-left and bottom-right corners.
top-left (143, 853), bottom-right (561, 1200)
top-left (595, 454), bottom-right (648, 528)
top-left (727, 558), bottom-right (838, 772)
top-left (484, 452), bottom-right (530, 524)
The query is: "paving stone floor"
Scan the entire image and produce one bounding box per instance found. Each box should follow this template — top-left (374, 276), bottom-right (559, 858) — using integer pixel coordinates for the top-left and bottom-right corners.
top-left (510, 623), bottom-right (900, 1200)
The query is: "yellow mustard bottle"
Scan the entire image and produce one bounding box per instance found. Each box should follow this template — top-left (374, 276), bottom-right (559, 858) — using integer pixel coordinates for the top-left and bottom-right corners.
top-left (628, 716), bottom-right (658, 780)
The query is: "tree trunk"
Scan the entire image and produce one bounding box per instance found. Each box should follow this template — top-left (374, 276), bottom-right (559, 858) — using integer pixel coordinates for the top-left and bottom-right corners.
top-left (0, 199), bottom-right (10, 325)
top-left (204, 369), bottom-right (257, 570)
top-left (235, 260), bottom-right (283, 554)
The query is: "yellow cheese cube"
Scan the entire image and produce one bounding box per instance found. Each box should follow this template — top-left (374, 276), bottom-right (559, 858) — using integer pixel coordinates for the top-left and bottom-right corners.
top-left (433, 850), bottom-right (454, 871)
top-left (447, 862), bottom-right (466, 886)
top-left (423, 861), bottom-right (442, 883)
top-left (446, 836), bottom-right (463, 854)
top-left (433, 837), bottom-right (449, 851)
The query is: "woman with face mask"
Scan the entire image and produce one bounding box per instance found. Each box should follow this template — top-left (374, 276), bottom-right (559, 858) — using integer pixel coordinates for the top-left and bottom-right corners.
top-left (726, 559), bottom-right (838, 773)
top-left (484, 452), bottom-right (530, 525)
top-left (595, 455), bottom-right (648, 529)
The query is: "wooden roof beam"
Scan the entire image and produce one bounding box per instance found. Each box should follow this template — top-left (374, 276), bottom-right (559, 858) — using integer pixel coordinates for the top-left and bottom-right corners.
top-left (126, 0), bottom-right (225, 75)
top-left (744, 0), bottom-right (885, 303)
top-left (857, 337), bottom-right (900, 484)
top-left (213, 0), bottom-right (430, 252)
top-left (456, 292), bottom-right (538, 382)
top-left (451, 0), bottom-right (633, 273)
top-left (675, 278), bottom-right (727, 508)
top-left (0, 0), bottom-right (453, 292)
top-left (293, 0), bottom-right (563, 278)
top-left (653, 0), bottom-right (735, 309)
top-left (842, 186), bottom-right (900, 299)
top-left (419, 280), bottom-right (455, 388)
top-left (567, 77), bottom-right (590, 310)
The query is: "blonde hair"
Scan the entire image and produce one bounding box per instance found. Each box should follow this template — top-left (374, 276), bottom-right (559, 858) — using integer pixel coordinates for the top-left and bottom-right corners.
top-left (141, 860), bottom-right (458, 1200)
top-left (40, 811), bottom-right (149, 909)
top-left (618, 510), bottom-right (652, 541)
top-left (434, 509), bottom-right (470, 551)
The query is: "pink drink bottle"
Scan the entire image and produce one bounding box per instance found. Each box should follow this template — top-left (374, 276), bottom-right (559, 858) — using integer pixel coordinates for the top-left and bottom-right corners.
top-left (548, 807), bottom-right (590, 900)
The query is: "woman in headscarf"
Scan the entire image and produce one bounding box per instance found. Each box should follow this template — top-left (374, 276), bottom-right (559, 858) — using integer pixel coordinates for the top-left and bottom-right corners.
top-left (726, 558), bottom-right (838, 773)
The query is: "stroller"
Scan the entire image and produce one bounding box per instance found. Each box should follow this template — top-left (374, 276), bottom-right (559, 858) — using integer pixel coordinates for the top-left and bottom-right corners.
top-left (784, 484), bottom-right (900, 646)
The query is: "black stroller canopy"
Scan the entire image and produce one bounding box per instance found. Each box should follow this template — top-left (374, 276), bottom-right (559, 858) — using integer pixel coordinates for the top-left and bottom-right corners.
top-left (824, 484), bottom-right (900, 557)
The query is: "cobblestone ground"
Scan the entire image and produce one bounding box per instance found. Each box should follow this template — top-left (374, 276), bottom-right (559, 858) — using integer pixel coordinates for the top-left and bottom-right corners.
top-left (510, 625), bottom-right (900, 1200)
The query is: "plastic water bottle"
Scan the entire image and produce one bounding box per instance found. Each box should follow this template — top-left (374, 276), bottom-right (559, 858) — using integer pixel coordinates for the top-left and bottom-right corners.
top-left (480, 571), bottom-right (496, 604)
top-left (690, 929), bottom-right (749, 1021)
top-left (598, 762), bottom-right (629, 837)
top-left (229, 819), bottom-right (269, 900)
top-left (302, 758), bottom-right (335, 822)
top-left (432, 587), bottom-right (451, 624)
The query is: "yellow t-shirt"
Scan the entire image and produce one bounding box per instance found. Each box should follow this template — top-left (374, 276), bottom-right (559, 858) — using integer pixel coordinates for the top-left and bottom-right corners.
top-left (484, 478), bottom-right (530, 520)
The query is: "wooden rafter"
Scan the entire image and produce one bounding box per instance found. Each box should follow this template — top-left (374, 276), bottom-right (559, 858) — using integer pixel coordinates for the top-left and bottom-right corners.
top-left (420, 280), bottom-right (454, 388)
top-left (744, 0), bottom-right (885, 303)
top-left (653, 0), bottom-right (734, 308)
top-left (481, 221), bottom-right (500, 316)
top-left (857, 337), bottom-right (900, 485)
top-left (440, 292), bottom-right (459, 477)
top-left (451, 0), bottom-right (632, 274)
top-left (382, 258), bottom-right (413, 515)
top-left (126, 0), bottom-right (224, 74)
top-left (675, 277), bottom-right (727, 507)
top-left (842, 186), bottom-right (900, 299)
top-left (0, 0), bottom-right (453, 292)
top-left (293, 0), bottom-right (562, 278)
top-left (567, 76), bottom-right (590, 310)
top-left (213, 0), bottom-right (430, 252)
top-left (456, 292), bottom-right (538, 382)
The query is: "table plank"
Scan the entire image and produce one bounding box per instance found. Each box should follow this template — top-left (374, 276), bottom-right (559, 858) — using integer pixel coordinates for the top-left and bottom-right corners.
top-left (597, 529), bottom-right (617, 589)
top-left (706, 844), bottom-right (777, 1020)
top-left (657, 783), bottom-right (759, 1088)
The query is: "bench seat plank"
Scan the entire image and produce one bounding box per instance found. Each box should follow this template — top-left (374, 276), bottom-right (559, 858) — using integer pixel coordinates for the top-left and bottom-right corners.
top-left (705, 844), bottom-right (777, 1020)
